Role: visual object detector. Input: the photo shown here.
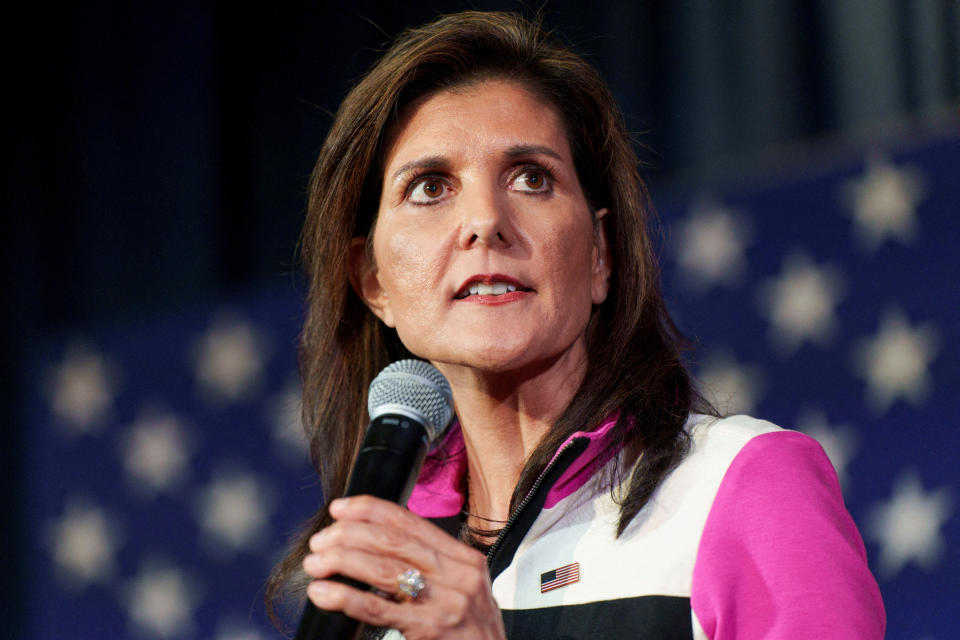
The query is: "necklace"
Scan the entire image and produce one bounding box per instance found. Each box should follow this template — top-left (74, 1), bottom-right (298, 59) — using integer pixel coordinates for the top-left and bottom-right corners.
top-left (461, 509), bottom-right (509, 524)
top-left (462, 474), bottom-right (509, 524)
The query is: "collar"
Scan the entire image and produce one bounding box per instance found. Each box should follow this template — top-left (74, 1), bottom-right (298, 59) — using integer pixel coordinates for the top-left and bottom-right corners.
top-left (407, 409), bottom-right (626, 518)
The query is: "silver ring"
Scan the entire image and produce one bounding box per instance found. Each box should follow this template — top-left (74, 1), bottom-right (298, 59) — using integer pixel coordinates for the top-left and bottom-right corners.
top-left (395, 568), bottom-right (426, 602)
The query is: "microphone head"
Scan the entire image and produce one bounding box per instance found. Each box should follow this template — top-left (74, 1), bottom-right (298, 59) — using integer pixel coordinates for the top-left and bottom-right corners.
top-left (367, 360), bottom-right (454, 443)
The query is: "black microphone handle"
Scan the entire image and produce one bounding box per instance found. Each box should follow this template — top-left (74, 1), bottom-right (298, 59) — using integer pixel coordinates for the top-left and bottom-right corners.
top-left (294, 414), bottom-right (431, 640)
top-left (295, 591), bottom-right (365, 640)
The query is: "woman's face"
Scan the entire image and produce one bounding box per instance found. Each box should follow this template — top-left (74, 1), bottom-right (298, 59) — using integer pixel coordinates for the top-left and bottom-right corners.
top-left (353, 80), bottom-right (611, 376)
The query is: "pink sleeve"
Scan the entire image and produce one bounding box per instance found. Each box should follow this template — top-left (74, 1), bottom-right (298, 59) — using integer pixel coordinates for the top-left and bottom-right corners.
top-left (691, 430), bottom-right (885, 639)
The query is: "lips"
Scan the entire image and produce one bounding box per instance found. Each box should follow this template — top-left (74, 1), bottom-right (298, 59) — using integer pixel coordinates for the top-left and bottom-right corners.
top-left (454, 274), bottom-right (532, 299)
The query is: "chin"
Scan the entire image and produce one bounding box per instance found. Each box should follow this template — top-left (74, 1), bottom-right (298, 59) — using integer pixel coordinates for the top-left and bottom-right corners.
top-left (406, 336), bottom-right (534, 372)
top-left (439, 341), bottom-right (588, 381)
top-left (448, 348), bottom-right (533, 373)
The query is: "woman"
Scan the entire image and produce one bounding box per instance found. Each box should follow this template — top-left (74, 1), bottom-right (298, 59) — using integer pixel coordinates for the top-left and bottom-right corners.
top-left (268, 11), bottom-right (885, 639)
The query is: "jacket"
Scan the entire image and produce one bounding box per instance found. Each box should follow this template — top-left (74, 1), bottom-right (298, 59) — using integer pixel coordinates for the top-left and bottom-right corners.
top-left (387, 412), bottom-right (885, 639)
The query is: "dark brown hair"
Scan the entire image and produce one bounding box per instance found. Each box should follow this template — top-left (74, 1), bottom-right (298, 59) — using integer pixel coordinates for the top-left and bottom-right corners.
top-left (266, 10), bottom-right (711, 626)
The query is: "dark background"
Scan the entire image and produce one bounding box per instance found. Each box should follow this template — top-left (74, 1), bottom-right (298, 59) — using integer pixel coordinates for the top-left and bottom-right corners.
top-left (5, 1), bottom-right (958, 636)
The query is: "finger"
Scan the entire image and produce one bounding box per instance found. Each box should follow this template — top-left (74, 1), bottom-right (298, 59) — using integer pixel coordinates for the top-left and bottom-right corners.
top-left (310, 519), bottom-right (445, 575)
top-left (306, 524), bottom-right (486, 599)
top-left (306, 579), bottom-right (424, 632)
top-left (303, 546), bottom-right (411, 595)
top-left (328, 496), bottom-right (482, 564)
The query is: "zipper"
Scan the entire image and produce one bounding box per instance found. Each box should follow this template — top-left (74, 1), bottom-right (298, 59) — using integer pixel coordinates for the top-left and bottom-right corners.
top-left (485, 438), bottom-right (583, 564)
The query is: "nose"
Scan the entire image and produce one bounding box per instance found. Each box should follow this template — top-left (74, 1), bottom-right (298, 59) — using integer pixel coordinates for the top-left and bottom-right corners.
top-left (456, 186), bottom-right (515, 249)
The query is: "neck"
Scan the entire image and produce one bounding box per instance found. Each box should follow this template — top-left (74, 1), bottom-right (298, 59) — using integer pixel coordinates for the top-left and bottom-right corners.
top-left (433, 343), bottom-right (588, 527)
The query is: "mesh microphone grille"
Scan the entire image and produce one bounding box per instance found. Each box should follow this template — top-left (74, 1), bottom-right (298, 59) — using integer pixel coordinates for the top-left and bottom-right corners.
top-left (367, 360), bottom-right (454, 443)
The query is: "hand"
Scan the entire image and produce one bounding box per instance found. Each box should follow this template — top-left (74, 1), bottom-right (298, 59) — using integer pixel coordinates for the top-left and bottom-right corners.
top-left (303, 495), bottom-right (507, 640)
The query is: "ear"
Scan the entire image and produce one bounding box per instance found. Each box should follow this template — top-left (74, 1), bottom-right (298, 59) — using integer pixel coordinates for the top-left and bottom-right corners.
top-left (347, 237), bottom-right (396, 327)
top-left (591, 208), bottom-right (612, 305)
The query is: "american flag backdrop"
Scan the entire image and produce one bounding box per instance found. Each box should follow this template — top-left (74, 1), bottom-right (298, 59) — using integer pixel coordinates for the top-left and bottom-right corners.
top-left (22, 129), bottom-right (958, 638)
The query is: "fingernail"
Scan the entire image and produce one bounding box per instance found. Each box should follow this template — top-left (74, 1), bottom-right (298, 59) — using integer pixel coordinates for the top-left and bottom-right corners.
top-left (328, 498), bottom-right (347, 513)
top-left (308, 582), bottom-right (329, 598)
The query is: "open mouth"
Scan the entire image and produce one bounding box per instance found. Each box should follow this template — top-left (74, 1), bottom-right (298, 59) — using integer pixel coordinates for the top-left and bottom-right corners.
top-left (454, 277), bottom-right (532, 299)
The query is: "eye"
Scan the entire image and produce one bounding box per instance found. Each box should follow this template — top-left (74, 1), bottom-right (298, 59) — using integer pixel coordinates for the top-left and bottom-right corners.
top-left (509, 167), bottom-right (552, 193)
top-left (407, 176), bottom-right (449, 204)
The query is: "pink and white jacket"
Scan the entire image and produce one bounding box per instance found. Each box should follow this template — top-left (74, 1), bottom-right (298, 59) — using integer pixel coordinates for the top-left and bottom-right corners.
top-left (394, 413), bottom-right (885, 639)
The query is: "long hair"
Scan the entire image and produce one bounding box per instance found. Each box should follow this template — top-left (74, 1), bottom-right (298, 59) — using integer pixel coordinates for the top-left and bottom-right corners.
top-left (266, 10), bottom-right (711, 624)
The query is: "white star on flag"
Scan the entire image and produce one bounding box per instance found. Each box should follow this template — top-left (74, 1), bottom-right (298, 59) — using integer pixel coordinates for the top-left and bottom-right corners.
top-left (45, 343), bottom-right (118, 435)
top-left (697, 351), bottom-right (765, 415)
top-left (842, 153), bottom-right (926, 252)
top-left (194, 468), bottom-right (275, 556)
top-left (213, 618), bottom-right (268, 640)
top-left (867, 469), bottom-right (952, 578)
top-left (852, 306), bottom-right (939, 414)
top-left (193, 316), bottom-right (268, 404)
top-left (45, 497), bottom-right (123, 589)
top-left (758, 251), bottom-right (845, 356)
top-left (124, 561), bottom-right (200, 639)
top-left (267, 377), bottom-right (308, 462)
top-left (674, 200), bottom-right (752, 293)
top-left (119, 409), bottom-right (192, 497)
top-left (795, 408), bottom-right (858, 492)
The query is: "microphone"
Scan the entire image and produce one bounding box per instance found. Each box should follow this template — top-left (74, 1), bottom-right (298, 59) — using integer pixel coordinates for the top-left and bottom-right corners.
top-left (294, 360), bottom-right (454, 640)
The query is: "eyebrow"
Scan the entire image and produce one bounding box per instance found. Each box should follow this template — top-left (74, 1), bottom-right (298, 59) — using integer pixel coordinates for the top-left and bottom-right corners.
top-left (391, 155), bottom-right (449, 182)
top-left (503, 144), bottom-right (563, 161)
top-left (390, 145), bottom-right (564, 182)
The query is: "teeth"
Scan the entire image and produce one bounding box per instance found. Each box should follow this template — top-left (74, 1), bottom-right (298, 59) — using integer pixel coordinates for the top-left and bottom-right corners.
top-left (463, 281), bottom-right (520, 297)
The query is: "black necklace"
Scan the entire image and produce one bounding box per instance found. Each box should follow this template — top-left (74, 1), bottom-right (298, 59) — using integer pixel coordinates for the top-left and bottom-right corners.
top-left (461, 509), bottom-right (509, 524)
top-left (462, 475), bottom-right (509, 524)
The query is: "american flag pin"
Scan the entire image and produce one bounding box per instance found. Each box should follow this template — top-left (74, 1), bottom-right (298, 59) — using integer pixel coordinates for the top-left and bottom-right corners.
top-left (540, 561), bottom-right (580, 593)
